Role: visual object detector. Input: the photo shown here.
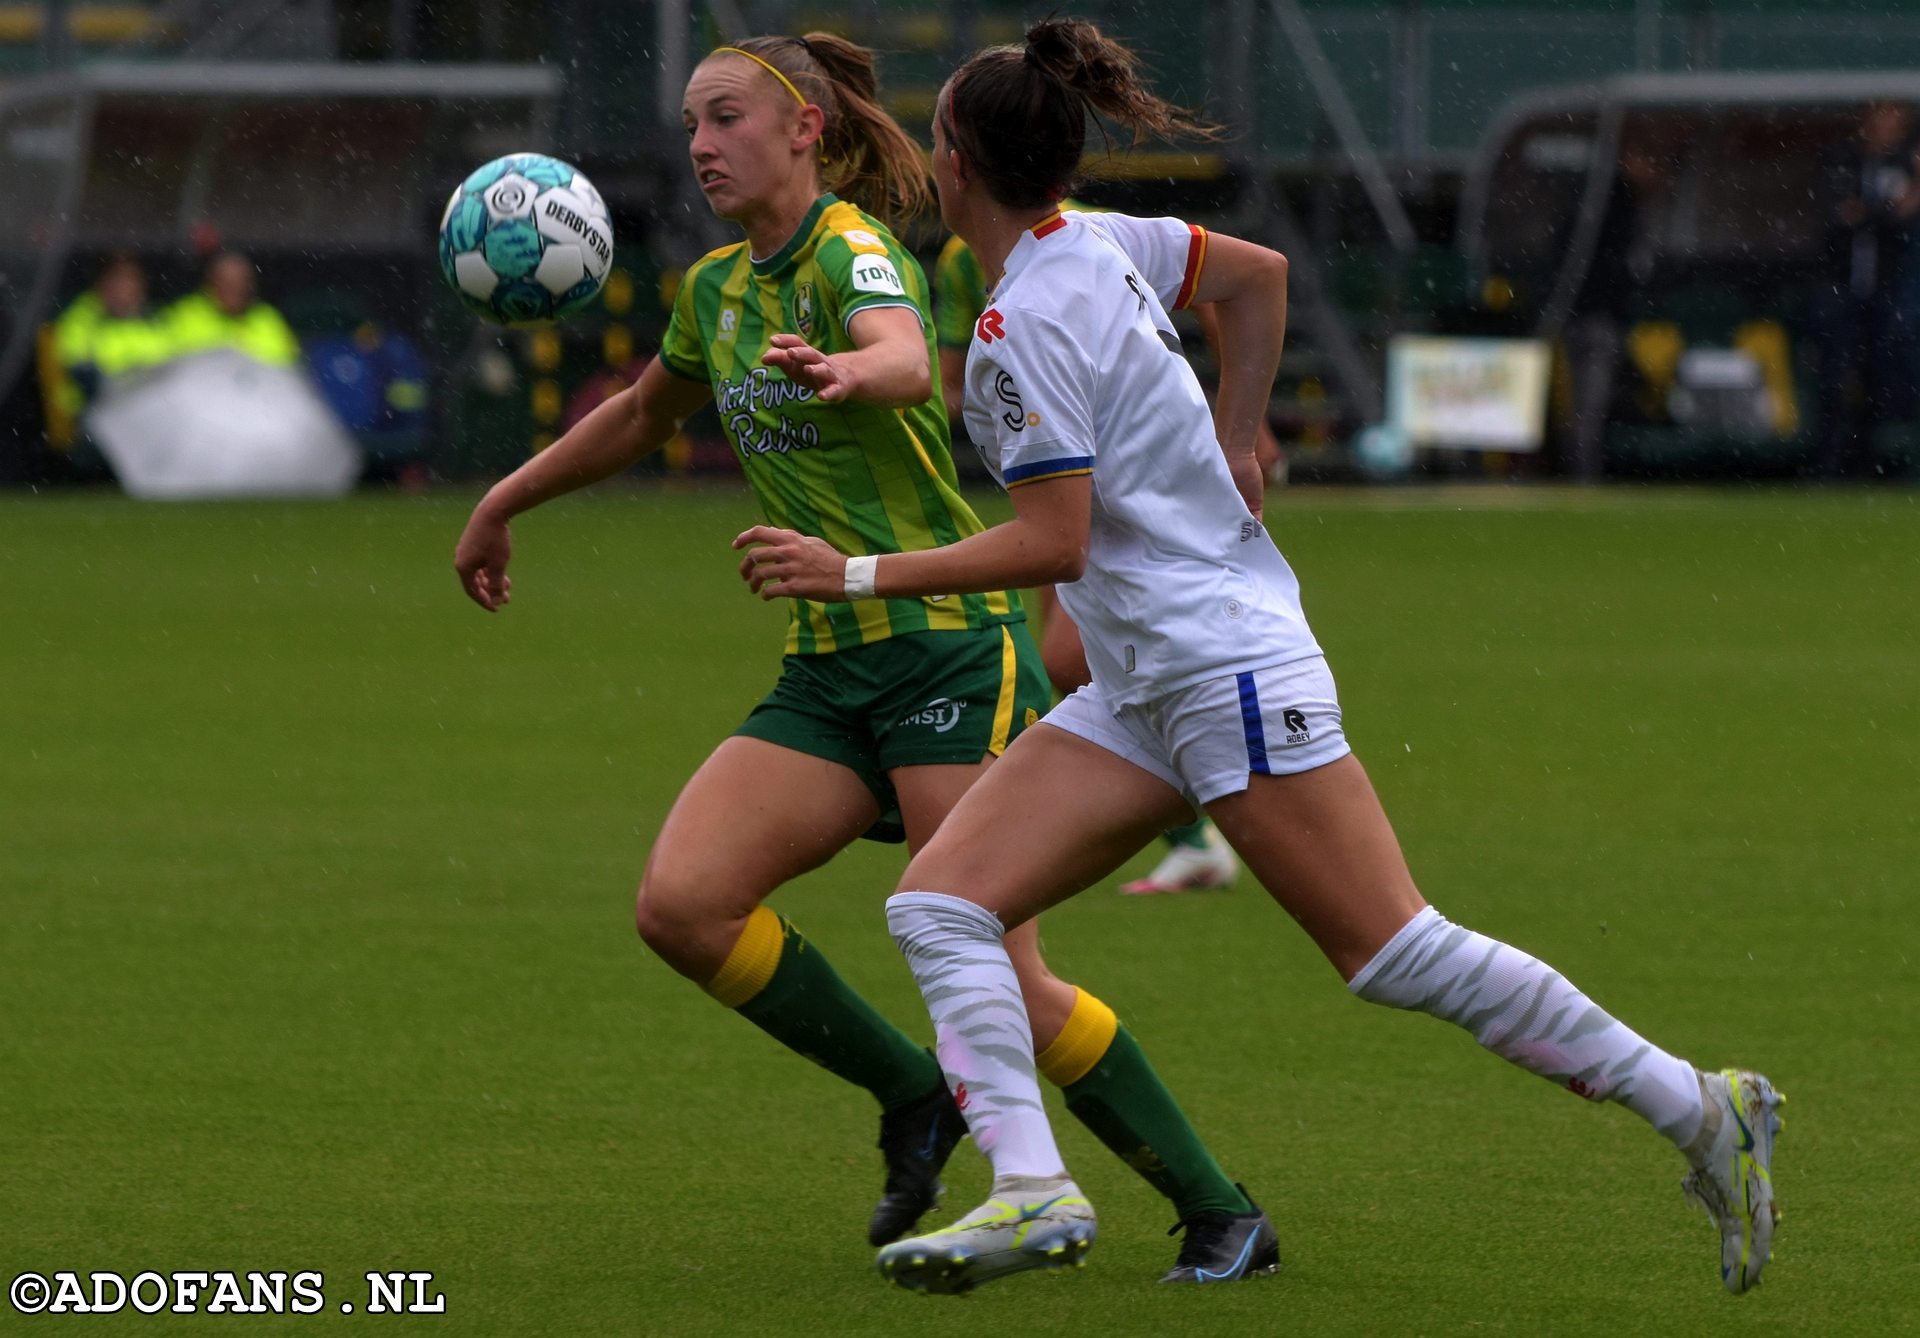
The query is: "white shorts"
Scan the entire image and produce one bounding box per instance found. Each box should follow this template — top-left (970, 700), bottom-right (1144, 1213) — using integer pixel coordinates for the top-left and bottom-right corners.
top-left (1041, 656), bottom-right (1351, 808)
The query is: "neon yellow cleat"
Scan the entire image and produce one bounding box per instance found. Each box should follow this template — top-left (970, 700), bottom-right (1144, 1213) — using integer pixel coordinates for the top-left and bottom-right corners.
top-left (1681, 1069), bottom-right (1785, 1294)
top-left (877, 1179), bottom-right (1095, 1295)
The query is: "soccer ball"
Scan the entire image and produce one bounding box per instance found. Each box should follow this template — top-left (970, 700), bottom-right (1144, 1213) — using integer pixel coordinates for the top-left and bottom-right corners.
top-left (438, 153), bottom-right (614, 324)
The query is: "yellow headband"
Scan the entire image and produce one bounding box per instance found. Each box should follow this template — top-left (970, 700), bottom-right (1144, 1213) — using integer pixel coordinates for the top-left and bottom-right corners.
top-left (714, 47), bottom-right (809, 108)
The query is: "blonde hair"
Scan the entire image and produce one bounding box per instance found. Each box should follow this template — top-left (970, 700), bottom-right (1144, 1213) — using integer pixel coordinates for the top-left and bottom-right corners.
top-left (713, 35), bottom-right (933, 226)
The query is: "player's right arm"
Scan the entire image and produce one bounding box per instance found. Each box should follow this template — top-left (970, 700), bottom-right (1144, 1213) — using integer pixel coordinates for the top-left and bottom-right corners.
top-left (1185, 233), bottom-right (1287, 517)
top-left (454, 359), bottom-right (711, 611)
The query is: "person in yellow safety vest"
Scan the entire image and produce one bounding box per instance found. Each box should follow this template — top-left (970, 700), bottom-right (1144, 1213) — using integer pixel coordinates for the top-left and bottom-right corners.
top-left (52, 253), bottom-right (173, 409)
top-left (162, 250), bottom-right (301, 366)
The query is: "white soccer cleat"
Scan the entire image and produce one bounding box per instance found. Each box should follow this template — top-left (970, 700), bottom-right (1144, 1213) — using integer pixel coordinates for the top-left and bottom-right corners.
top-left (1681, 1068), bottom-right (1786, 1294)
top-left (876, 1178), bottom-right (1095, 1295)
top-left (1119, 823), bottom-right (1240, 895)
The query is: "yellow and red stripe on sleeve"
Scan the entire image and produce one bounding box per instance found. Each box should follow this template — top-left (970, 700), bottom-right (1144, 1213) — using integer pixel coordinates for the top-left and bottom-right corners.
top-left (1173, 224), bottom-right (1208, 310)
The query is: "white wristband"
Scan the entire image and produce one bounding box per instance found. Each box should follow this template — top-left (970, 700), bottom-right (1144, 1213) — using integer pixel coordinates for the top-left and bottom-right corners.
top-left (843, 554), bottom-right (879, 601)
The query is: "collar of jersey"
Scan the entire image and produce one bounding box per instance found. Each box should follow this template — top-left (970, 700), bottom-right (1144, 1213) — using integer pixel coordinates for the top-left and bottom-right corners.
top-left (996, 212), bottom-right (1070, 297)
top-left (750, 194), bottom-right (835, 276)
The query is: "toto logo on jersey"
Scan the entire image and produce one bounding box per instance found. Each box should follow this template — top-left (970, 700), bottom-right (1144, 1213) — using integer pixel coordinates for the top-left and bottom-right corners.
top-left (850, 255), bottom-right (905, 297)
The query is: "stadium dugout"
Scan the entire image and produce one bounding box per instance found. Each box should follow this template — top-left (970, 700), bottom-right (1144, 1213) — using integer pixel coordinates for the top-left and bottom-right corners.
top-left (0, 59), bottom-right (559, 468)
top-left (1459, 70), bottom-right (1920, 475)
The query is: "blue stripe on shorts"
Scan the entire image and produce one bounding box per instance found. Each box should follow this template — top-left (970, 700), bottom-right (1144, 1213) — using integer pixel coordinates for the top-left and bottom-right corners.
top-left (1236, 671), bottom-right (1270, 775)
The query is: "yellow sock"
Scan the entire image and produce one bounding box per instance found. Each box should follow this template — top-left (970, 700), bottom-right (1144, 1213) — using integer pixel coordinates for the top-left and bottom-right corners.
top-left (1036, 987), bottom-right (1119, 1087)
top-left (703, 905), bottom-right (784, 1008)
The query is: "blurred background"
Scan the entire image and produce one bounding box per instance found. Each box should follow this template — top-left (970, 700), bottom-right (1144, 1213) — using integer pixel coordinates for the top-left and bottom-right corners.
top-left (7, 0), bottom-right (1920, 491)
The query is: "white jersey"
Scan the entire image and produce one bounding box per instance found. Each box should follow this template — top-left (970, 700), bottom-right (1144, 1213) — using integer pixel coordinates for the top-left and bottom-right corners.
top-left (962, 209), bottom-right (1321, 708)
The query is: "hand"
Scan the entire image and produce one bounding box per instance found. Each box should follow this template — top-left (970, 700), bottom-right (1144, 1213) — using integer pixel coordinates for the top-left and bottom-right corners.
top-left (1226, 451), bottom-right (1266, 521)
top-left (454, 505), bottom-right (513, 611)
top-left (762, 334), bottom-right (854, 402)
top-left (734, 525), bottom-right (855, 601)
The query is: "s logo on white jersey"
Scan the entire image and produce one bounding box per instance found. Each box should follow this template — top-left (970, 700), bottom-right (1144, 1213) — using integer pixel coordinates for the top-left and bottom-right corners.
top-left (851, 255), bottom-right (905, 297)
top-left (995, 371), bottom-right (1026, 432)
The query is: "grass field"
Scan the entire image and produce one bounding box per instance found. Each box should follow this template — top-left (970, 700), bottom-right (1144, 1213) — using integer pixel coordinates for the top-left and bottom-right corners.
top-left (3, 484), bottom-right (1917, 1335)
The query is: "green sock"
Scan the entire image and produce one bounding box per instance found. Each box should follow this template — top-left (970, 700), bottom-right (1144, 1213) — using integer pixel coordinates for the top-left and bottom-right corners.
top-left (1161, 818), bottom-right (1211, 851)
top-left (1063, 1025), bottom-right (1252, 1220)
top-left (732, 916), bottom-right (942, 1111)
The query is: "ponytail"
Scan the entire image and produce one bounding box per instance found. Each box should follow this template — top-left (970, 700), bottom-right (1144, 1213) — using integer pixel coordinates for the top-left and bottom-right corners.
top-left (944, 18), bottom-right (1223, 209)
top-left (722, 34), bottom-right (933, 227)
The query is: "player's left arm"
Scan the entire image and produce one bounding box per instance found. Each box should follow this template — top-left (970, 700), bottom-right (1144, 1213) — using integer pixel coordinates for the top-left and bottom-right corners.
top-left (760, 305), bottom-right (931, 408)
top-left (1188, 233), bottom-right (1288, 516)
top-left (735, 472), bottom-right (1091, 601)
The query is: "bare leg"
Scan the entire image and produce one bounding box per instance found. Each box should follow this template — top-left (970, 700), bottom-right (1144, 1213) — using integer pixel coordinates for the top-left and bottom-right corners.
top-left (1202, 754), bottom-right (1426, 980)
top-left (635, 736), bottom-right (878, 978)
top-left (894, 755), bottom-right (1164, 1050)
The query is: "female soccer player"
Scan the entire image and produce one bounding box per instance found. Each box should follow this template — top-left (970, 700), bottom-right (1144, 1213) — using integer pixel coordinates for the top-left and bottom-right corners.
top-left (734, 19), bottom-right (1784, 1297)
top-left (937, 224), bottom-right (1249, 897)
top-left (453, 33), bottom-right (1269, 1277)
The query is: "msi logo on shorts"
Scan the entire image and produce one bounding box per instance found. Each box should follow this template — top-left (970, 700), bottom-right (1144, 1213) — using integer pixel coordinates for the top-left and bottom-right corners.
top-left (1282, 708), bottom-right (1310, 745)
top-left (898, 697), bottom-right (966, 733)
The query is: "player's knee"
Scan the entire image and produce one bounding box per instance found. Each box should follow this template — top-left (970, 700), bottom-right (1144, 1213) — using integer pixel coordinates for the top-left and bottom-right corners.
top-left (633, 867), bottom-right (697, 952)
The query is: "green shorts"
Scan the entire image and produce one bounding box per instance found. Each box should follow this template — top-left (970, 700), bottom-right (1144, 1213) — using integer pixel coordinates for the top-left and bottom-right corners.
top-left (734, 623), bottom-right (1051, 843)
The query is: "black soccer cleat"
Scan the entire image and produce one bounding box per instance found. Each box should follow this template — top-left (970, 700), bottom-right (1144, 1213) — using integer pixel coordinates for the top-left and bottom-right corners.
top-left (868, 1077), bottom-right (970, 1247)
top-left (1158, 1186), bottom-right (1282, 1284)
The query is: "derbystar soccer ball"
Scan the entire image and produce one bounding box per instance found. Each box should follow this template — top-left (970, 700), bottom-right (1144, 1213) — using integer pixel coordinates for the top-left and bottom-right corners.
top-left (438, 153), bottom-right (613, 324)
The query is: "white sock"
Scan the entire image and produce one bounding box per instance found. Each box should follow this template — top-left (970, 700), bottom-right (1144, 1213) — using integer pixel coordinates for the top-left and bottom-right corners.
top-left (1350, 907), bottom-right (1705, 1144)
top-left (885, 890), bottom-right (1066, 1181)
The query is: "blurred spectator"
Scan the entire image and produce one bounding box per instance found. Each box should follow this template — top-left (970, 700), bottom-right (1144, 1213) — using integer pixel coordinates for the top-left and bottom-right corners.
top-left (306, 319), bottom-right (431, 489)
top-left (51, 253), bottom-right (172, 409)
top-left (1813, 101), bottom-right (1920, 479)
top-left (1564, 144), bottom-right (1668, 481)
top-left (163, 251), bottom-right (301, 367)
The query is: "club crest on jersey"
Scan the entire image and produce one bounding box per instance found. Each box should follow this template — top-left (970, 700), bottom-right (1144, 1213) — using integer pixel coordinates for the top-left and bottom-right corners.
top-left (792, 282), bottom-right (815, 338)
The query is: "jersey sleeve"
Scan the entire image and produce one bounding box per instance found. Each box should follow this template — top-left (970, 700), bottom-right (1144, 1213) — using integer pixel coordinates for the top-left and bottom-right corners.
top-left (933, 236), bottom-right (986, 350)
top-left (657, 263), bottom-right (709, 382)
top-left (816, 227), bottom-right (928, 336)
top-left (1085, 212), bottom-right (1209, 311)
top-left (974, 309), bottom-right (1096, 489)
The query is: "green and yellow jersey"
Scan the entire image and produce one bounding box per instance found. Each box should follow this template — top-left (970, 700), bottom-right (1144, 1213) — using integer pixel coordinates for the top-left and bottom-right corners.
top-left (659, 193), bottom-right (1021, 656)
top-left (932, 234), bottom-right (989, 352)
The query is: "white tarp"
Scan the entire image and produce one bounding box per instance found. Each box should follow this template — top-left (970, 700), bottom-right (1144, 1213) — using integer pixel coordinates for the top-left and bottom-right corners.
top-left (87, 349), bottom-right (361, 499)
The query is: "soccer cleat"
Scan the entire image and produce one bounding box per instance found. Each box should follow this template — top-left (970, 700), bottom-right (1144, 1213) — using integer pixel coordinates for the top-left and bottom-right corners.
top-left (1681, 1068), bottom-right (1786, 1294)
top-left (868, 1078), bottom-right (970, 1247)
top-left (1159, 1187), bottom-right (1282, 1284)
top-left (877, 1179), bottom-right (1096, 1295)
top-left (1119, 823), bottom-right (1240, 895)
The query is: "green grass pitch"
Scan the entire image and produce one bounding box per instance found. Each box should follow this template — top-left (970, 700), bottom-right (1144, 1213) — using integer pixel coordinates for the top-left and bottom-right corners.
top-left (3, 484), bottom-right (1916, 1334)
